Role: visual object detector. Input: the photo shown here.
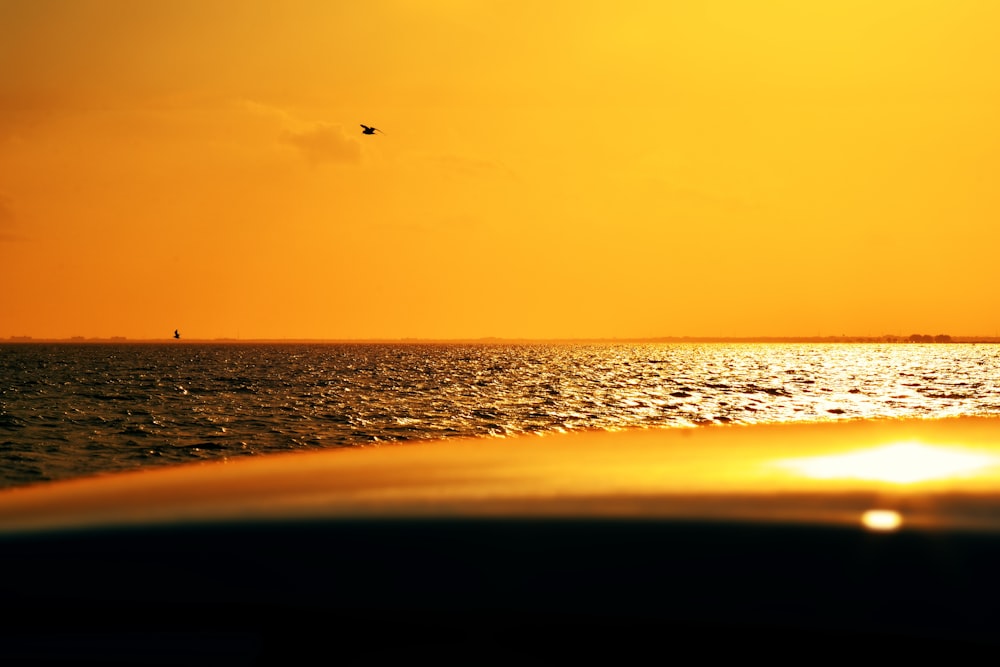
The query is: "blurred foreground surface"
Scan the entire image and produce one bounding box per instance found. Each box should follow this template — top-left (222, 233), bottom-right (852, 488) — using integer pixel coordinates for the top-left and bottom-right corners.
top-left (2, 417), bottom-right (1000, 664)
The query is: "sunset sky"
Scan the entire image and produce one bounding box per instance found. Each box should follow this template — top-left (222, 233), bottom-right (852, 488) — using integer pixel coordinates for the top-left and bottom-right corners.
top-left (3, 0), bottom-right (999, 340)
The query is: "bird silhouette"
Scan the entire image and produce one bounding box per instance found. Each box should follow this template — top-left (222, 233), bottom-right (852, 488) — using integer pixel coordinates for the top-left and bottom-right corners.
top-left (360, 124), bottom-right (383, 135)
top-left (174, 329), bottom-right (180, 339)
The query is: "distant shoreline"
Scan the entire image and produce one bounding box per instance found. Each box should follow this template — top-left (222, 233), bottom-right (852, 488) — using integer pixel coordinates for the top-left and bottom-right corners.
top-left (4, 336), bottom-right (1000, 345)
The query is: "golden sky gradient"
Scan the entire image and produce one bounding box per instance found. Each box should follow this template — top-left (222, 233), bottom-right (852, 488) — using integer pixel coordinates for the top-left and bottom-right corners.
top-left (2, 1), bottom-right (999, 340)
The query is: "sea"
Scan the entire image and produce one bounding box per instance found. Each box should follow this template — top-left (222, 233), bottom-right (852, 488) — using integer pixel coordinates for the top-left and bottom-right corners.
top-left (2, 341), bottom-right (1000, 491)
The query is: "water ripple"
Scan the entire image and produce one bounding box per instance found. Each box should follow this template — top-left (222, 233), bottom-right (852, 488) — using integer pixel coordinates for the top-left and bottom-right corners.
top-left (2, 342), bottom-right (1000, 489)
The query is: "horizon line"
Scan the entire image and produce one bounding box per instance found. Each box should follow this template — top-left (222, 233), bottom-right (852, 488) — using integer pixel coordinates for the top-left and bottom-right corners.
top-left (5, 334), bottom-right (1000, 344)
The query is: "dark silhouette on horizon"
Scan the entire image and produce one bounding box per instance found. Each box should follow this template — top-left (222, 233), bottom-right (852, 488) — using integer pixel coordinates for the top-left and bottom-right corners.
top-left (174, 329), bottom-right (180, 340)
top-left (360, 124), bottom-right (382, 135)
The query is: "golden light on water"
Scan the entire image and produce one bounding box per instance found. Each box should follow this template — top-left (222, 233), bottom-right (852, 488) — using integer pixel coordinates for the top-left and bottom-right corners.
top-left (778, 442), bottom-right (1000, 484)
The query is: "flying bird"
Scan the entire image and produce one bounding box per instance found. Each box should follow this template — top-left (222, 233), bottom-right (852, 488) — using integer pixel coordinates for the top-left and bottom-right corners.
top-left (174, 329), bottom-right (181, 339)
top-left (360, 124), bottom-right (383, 135)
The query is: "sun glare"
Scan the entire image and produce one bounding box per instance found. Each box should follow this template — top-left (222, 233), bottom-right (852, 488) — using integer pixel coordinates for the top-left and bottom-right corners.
top-left (778, 442), bottom-right (1000, 484)
top-left (860, 509), bottom-right (903, 531)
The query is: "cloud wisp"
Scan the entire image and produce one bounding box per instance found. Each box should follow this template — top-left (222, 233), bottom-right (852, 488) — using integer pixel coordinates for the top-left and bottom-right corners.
top-left (0, 194), bottom-right (23, 242)
top-left (238, 101), bottom-right (364, 166)
top-left (282, 123), bottom-right (362, 166)
top-left (429, 154), bottom-right (517, 180)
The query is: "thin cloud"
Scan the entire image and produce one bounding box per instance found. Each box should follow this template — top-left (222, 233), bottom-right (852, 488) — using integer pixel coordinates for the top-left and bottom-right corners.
top-left (238, 101), bottom-right (363, 166)
top-left (430, 154), bottom-right (516, 180)
top-left (282, 123), bottom-right (362, 165)
top-left (0, 91), bottom-right (65, 140)
top-left (639, 178), bottom-right (761, 215)
top-left (0, 195), bottom-right (22, 242)
top-left (237, 99), bottom-right (297, 125)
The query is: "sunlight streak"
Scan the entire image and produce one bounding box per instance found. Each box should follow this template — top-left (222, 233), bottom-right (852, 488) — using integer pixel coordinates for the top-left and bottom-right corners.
top-left (777, 442), bottom-right (1000, 484)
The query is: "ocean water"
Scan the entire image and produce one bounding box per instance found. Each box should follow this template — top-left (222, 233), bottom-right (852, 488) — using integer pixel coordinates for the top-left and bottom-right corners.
top-left (2, 342), bottom-right (999, 490)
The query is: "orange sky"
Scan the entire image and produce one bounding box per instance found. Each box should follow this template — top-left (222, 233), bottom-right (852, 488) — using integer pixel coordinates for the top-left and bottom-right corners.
top-left (2, 1), bottom-right (999, 340)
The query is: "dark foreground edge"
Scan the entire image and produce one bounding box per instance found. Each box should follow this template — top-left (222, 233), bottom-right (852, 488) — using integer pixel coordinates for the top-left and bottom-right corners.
top-left (3, 517), bottom-right (999, 665)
